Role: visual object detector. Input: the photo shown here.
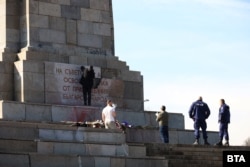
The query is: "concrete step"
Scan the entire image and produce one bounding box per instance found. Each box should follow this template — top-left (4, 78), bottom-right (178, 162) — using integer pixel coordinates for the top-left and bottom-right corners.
top-left (0, 152), bottom-right (168, 167)
top-left (0, 100), bottom-right (185, 129)
top-left (0, 120), bottom-right (167, 166)
top-left (0, 139), bottom-right (146, 157)
top-left (0, 120), bottom-right (147, 157)
top-left (145, 143), bottom-right (250, 167)
top-left (0, 120), bottom-right (125, 144)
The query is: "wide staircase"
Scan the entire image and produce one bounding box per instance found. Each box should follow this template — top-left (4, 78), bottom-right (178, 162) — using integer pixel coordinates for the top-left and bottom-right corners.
top-left (1, 120), bottom-right (250, 167)
top-left (0, 120), bottom-right (167, 167)
top-left (146, 143), bottom-right (250, 167)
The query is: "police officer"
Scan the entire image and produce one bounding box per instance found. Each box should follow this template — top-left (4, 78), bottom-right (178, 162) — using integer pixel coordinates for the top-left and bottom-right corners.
top-left (189, 96), bottom-right (210, 145)
top-left (215, 99), bottom-right (230, 146)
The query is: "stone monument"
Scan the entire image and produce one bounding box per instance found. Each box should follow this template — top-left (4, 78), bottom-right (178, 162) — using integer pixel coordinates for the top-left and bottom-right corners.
top-left (0, 0), bottom-right (143, 111)
top-left (0, 0), bottom-right (218, 145)
top-left (0, 2), bottom-right (248, 167)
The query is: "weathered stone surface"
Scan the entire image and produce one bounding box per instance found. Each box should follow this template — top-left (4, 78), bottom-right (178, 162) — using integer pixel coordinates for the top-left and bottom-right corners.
top-left (90, 0), bottom-right (110, 11)
top-left (93, 23), bottom-right (111, 36)
top-left (30, 154), bottom-right (79, 167)
top-left (66, 19), bottom-right (77, 44)
top-left (0, 139), bottom-right (37, 152)
top-left (0, 154), bottom-right (30, 167)
top-left (30, 14), bottom-right (49, 28)
top-left (77, 20), bottom-right (93, 34)
top-left (61, 5), bottom-right (80, 20)
top-left (123, 81), bottom-right (143, 100)
top-left (0, 101), bottom-right (26, 120)
top-left (0, 62), bottom-right (13, 95)
top-left (71, 0), bottom-right (90, 8)
top-left (49, 16), bottom-right (65, 31)
top-left (1, 0), bottom-right (114, 57)
top-left (39, 29), bottom-right (66, 44)
top-left (26, 103), bottom-right (52, 122)
top-left (78, 34), bottom-right (102, 48)
top-left (0, 52), bottom-right (16, 62)
top-left (121, 70), bottom-right (142, 82)
top-left (111, 158), bottom-right (126, 167)
top-left (39, 2), bottom-right (61, 17)
top-left (14, 61), bottom-right (45, 103)
top-left (81, 8), bottom-right (101, 22)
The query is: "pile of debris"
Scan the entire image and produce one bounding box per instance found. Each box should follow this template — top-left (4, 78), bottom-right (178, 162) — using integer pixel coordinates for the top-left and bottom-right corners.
top-left (68, 120), bottom-right (133, 134)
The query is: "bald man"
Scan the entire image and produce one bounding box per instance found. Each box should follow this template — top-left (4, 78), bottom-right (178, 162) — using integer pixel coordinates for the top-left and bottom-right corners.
top-left (189, 96), bottom-right (211, 145)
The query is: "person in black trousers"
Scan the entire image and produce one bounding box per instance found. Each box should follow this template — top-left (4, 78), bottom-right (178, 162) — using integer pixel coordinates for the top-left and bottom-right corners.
top-left (189, 96), bottom-right (210, 145)
top-left (215, 99), bottom-right (230, 146)
top-left (80, 66), bottom-right (95, 105)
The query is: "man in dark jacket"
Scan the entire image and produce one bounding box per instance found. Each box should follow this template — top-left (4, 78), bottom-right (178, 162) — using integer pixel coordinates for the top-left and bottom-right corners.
top-left (189, 96), bottom-right (210, 145)
top-left (215, 99), bottom-right (230, 146)
top-left (85, 66), bottom-right (95, 105)
top-left (80, 66), bottom-right (95, 106)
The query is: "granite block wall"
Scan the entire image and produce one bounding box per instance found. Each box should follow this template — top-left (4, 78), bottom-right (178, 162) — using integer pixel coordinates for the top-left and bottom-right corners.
top-left (20, 0), bottom-right (114, 56)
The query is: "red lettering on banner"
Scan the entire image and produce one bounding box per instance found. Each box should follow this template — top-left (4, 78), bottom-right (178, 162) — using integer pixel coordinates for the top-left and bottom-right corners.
top-left (72, 86), bottom-right (82, 92)
top-left (48, 63), bottom-right (108, 105)
top-left (63, 86), bottom-right (70, 91)
top-left (93, 88), bottom-right (109, 94)
top-left (100, 80), bottom-right (109, 86)
top-left (63, 94), bottom-right (83, 100)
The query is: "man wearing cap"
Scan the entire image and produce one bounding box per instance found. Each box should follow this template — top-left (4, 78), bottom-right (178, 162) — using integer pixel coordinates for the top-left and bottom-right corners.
top-left (189, 96), bottom-right (210, 145)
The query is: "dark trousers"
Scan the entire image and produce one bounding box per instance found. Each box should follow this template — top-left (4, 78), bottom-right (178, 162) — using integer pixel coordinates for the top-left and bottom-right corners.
top-left (194, 119), bottom-right (208, 140)
top-left (219, 123), bottom-right (229, 141)
top-left (159, 125), bottom-right (169, 143)
top-left (83, 88), bottom-right (91, 105)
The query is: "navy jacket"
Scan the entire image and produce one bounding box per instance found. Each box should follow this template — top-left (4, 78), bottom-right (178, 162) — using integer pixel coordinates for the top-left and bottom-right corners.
top-left (219, 104), bottom-right (230, 124)
top-left (189, 100), bottom-right (210, 120)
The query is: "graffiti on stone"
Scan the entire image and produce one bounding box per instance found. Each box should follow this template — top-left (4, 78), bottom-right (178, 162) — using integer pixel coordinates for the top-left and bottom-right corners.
top-left (87, 48), bottom-right (107, 56)
top-left (45, 62), bottom-right (124, 106)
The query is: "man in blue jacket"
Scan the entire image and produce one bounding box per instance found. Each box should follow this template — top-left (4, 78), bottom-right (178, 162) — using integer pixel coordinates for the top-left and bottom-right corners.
top-left (189, 96), bottom-right (210, 145)
top-left (215, 99), bottom-right (230, 146)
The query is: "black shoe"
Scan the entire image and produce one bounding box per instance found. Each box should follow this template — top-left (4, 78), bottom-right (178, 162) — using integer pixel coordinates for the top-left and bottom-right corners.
top-left (215, 141), bottom-right (222, 146)
top-left (204, 141), bottom-right (210, 145)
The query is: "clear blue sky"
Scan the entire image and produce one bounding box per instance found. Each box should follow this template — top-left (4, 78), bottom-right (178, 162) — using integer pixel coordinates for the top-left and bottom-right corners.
top-left (112, 0), bottom-right (250, 145)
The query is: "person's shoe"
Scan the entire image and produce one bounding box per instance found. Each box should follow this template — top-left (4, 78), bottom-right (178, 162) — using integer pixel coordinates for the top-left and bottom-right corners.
top-left (204, 141), bottom-right (210, 145)
top-left (215, 141), bottom-right (223, 146)
top-left (224, 141), bottom-right (230, 147)
top-left (193, 139), bottom-right (199, 145)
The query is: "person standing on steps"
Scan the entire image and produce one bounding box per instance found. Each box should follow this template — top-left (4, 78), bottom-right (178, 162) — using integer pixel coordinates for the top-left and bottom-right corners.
top-left (102, 99), bottom-right (117, 129)
top-left (79, 66), bottom-right (95, 106)
top-left (189, 96), bottom-right (210, 145)
top-left (85, 65), bottom-right (95, 105)
top-left (215, 99), bottom-right (230, 146)
top-left (156, 105), bottom-right (169, 143)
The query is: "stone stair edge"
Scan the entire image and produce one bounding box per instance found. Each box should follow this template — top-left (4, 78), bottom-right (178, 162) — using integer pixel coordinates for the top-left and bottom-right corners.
top-left (0, 138), bottom-right (128, 146)
top-left (0, 119), bottom-right (124, 133)
top-left (0, 151), bottom-right (167, 160)
top-left (0, 100), bottom-right (139, 113)
top-left (144, 143), bottom-right (250, 151)
top-left (0, 139), bottom-right (149, 158)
